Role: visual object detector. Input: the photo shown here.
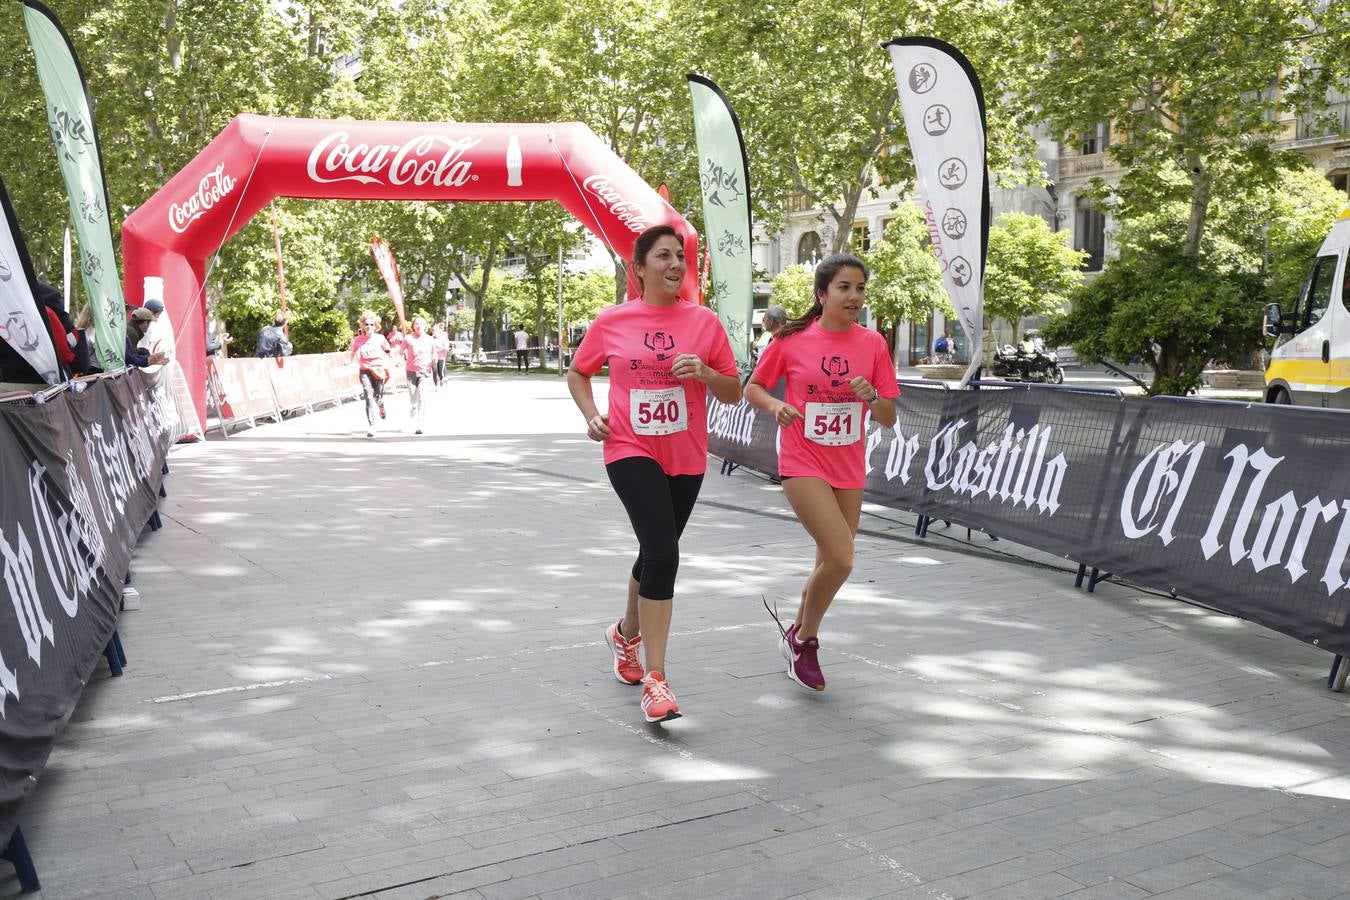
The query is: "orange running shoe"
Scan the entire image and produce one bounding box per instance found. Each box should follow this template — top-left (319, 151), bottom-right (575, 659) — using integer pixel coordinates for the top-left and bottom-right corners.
top-left (604, 619), bottom-right (644, 685)
top-left (640, 672), bottom-right (681, 722)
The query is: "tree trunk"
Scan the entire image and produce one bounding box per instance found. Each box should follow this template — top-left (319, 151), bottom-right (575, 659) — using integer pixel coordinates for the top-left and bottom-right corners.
top-left (612, 256), bottom-right (627, 303)
top-left (1183, 151), bottom-right (1212, 259)
top-left (829, 183), bottom-right (866, 254)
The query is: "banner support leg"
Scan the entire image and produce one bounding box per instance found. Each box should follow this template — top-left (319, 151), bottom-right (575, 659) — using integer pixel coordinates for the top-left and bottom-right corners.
top-left (1329, 655), bottom-right (1347, 692)
top-left (1, 825), bottom-right (40, 892)
top-left (103, 632), bottom-right (123, 677)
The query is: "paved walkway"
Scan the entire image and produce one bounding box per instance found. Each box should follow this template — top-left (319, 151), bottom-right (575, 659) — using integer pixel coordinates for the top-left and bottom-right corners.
top-left (9, 372), bottom-right (1350, 900)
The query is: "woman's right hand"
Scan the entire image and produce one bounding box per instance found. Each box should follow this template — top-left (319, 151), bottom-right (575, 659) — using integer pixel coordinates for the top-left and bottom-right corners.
top-left (586, 414), bottom-right (612, 442)
top-left (774, 402), bottom-right (803, 427)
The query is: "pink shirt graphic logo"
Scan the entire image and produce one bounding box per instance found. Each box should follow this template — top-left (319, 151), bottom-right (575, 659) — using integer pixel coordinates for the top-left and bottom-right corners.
top-left (819, 355), bottom-right (851, 386)
top-left (581, 176), bottom-right (653, 233)
top-left (307, 132), bottom-right (481, 188)
top-left (168, 164), bottom-right (237, 234)
top-left (643, 331), bottom-right (676, 360)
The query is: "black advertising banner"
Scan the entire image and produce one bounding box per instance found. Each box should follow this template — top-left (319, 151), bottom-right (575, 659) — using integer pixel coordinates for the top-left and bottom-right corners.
top-left (0, 369), bottom-right (183, 842)
top-left (711, 384), bottom-right (1350, 658)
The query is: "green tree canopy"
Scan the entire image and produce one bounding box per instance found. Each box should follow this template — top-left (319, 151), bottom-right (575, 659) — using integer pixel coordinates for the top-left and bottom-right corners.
top-left (864, 203), bottom-right (948, 338)
top-left (983, 212), bottom-right (1085, 340)
top-left (1041, 248), bottom-right (1260, 396)
top-left (1015, 0), bottom-right (1347, 258)
top-left (767, 265), bottom-right (816, 319)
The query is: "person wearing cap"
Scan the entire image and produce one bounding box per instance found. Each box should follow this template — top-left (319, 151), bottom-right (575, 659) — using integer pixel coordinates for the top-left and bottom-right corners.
top-left (126, 307), bottom-right (167, 368)
top-left (139, 297), bottom-right (176, 364)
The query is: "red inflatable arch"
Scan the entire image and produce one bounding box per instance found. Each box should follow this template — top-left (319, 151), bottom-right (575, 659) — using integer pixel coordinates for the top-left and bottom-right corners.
top-left (121, 114), bottom-right (700, 424)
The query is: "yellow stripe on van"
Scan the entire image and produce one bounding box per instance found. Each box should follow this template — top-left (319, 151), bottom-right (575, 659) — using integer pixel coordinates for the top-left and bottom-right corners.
top-left (1267, 358), bottom-right (1350, 389)
top-left (1338, 206), bottom-right (1350, 221)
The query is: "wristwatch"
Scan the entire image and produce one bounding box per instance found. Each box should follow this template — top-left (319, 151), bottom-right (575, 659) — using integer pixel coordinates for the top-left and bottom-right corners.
top-left (866, 390), bottom-right (880, 404)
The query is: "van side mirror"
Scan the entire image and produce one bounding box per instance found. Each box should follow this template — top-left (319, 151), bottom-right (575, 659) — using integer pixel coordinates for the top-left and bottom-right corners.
top-left (1264, 303), bottom-right (1282, 338)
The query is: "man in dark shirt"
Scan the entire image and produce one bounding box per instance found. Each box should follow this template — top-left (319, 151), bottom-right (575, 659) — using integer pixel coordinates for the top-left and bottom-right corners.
top-left (126, 307), bottom-right (166, 368)
top-left (255, 312), bottom-right (293, 358)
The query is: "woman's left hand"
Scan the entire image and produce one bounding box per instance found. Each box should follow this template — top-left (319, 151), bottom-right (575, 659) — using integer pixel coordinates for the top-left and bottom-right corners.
top-left (672, 353), bottom-right (709, 383)
top-left (848, 376), bottom-right (876, 402)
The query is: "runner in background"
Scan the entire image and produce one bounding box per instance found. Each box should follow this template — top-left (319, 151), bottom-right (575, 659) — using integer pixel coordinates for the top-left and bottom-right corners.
top-left (349, 311), bottom-right (392, 437)
top-left (744, 253), bottom-right (899, 692)
top-left (403, 316), bottom-right (435, 435)
top-left (431, 323), bottom-right (449, 388)
top-left (567, 224), bottom-right (742, 723)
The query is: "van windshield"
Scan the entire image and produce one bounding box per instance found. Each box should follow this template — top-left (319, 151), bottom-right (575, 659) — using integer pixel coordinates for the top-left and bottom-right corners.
top-left (1299, 255), bottom-right (1338, 329)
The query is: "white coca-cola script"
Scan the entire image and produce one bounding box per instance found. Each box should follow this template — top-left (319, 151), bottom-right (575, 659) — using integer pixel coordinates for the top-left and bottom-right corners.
top-left (581, 176), bottom-right (652, 233)
top-left (307, 132), bottom-right (481, 188)
top-left (167, 164), bottom-right (237, 234)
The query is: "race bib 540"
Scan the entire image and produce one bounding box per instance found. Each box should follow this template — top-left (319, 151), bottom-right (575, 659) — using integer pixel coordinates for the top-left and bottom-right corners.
top-left (630, 387), bottom-right (688, 436)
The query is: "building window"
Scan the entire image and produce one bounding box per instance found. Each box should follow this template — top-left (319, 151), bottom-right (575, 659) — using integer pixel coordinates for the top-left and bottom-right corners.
top-left (1078, 121), bottom-right (1110, 156)
top-left (1074, 197), bottom-right (1106, 271)
top-left (787, 192), bottom-right (813, 213)
top-left (797, 232), bottom-right (823, 265)
top-left (850, 222), bottom-right (871, 253)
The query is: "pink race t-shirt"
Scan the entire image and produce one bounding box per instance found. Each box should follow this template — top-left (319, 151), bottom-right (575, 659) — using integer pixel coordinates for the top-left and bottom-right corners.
top-left (751, 320), bottom-right (900, 489)
top-left (404, 333), bottom-right (435, 374)
top-left (350, 333), bottom-right (391, 370)
top-left (573, 298), bottom-right (738, 476)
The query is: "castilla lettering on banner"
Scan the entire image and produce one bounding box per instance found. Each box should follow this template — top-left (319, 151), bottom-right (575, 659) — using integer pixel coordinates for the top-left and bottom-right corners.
top-left (581, 176), bottom-right (653, 233)
top-left (921, 419), bottom-right (1066, 514)
top-left (708, 398), bottom-right (755, 446)
top-left (306, 132), bottom-right (480, 188)
top-left (167, 164), bottom-right (236, 234)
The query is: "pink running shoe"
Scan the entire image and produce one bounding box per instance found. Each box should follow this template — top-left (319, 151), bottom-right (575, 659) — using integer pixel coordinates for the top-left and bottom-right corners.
top-left (765, 596), bottom-right (825, 691)
top-left (640, 672), bottom-right (681, 722)
top-left (605, 619), bottom-right (644, 685)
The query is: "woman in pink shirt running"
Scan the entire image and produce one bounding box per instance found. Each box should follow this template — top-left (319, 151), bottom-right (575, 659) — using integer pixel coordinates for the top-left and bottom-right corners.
top-left (567, 225), bottom-right (742, 723)
top-left (349, 311), bottom-right (393, 437)
top-left (745, 253), bottom-right (899, 692)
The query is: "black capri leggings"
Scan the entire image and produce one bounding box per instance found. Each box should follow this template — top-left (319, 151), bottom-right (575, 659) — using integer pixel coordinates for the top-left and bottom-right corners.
top-left (605, 456), bottom-right (704, 601)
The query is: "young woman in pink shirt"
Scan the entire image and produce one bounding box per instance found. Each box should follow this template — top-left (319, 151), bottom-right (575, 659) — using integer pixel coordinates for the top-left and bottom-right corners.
top-left (745, 254), bottom-right (900, 692)
top-left (567, 225), bottom-right (742, 723)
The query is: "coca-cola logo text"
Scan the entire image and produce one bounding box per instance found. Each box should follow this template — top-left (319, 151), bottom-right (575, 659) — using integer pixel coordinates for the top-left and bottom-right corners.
top-left (168, 164), bottom-right (237, 234)
top-left (581, 175), bottom-right (652, 233)
top-left (307, 132), bottom-right (481, 188)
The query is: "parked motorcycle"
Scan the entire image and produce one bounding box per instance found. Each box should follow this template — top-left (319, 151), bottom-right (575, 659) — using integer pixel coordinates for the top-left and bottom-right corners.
top-left (992, 344), bottom-right (1064, 384)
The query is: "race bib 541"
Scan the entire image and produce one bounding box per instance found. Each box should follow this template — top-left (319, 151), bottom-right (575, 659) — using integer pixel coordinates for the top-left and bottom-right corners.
top-left (804, 401), bottom-right (862, 446)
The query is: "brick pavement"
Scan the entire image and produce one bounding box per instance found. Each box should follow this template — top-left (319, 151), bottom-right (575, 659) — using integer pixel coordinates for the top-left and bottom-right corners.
top-left (6, 372), bottom-right (1350, 899)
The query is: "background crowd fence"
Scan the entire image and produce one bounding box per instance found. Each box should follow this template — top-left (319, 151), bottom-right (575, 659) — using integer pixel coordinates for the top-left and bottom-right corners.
top-left (710, 383), bottom-right (1350, 669)
top-left (0, 367), bottom-right (184, 868)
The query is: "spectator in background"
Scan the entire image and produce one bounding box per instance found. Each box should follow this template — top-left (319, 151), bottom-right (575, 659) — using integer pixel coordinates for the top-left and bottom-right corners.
top-left (513, 327), bottom-right (530, 373)
top-left (126, 307), bottom-right (166, 368)
top-left (255, 311), bottom-right (293, 358)
top-left (34, 283), bottom-right (75, 379)
top-left (70, 304), bottom-right (93, 375)
top-left (755, 305), bottom-right (787, 359)
top-left (140, 298), bottom-right (176, 365)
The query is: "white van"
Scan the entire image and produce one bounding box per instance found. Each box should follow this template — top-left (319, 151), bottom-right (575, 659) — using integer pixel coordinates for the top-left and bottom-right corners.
top-left (1265, 207), bottom-right (1350, 406)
